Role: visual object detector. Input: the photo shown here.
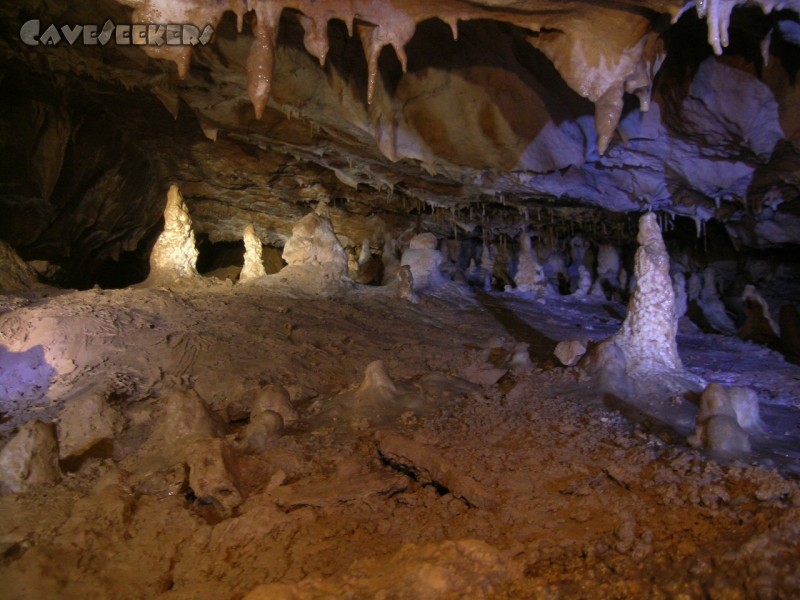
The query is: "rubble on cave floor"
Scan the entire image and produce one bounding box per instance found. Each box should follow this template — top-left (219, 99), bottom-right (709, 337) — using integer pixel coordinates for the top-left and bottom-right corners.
top-left (0, 280), bottom-right (799, 598)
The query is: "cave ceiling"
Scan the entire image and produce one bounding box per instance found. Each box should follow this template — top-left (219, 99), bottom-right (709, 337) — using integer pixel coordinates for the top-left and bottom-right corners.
top-left (1, 0), bottom-right (800, 285)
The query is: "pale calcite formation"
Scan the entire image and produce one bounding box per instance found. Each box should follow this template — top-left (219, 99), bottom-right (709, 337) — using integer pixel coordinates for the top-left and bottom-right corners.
top-left (145, 388), bottom-right (223, 458)
top-left (282, 211), bottom-right (349, 276)
top-left (612, 213), bottom-right (681, 374)
top-left (572, 265), bottom-right (593, 298)
top-left (381, 238), bottom-right (400, 285)
top-left (688, 383), bottom-right (752, 456)
top-left (358, 238), bottom-right (371, 266)
top-left (240, 410), bottom-right (284, 454)
top-left (400, 233), bottom-right (445, 291)
top-left (0, 420), bottom-right (60, 495)
top-left (480, 243), bottom-right (495, 291)
top-left (740, 284), bottom-right (780, 338)
top-left (147, 185), bottom-right (199, 283)
top-left (239, 224), bottom-right (267, 283)
top-left (252, 384), bottom-right (298, 425)
top-left (554, 340), bottom-right (588, 367)
top-left (57, 392), bottom-right (124, 460)
top-left (673, 272), bottom-right (688, 319)
top-left (354, 360), bottom-right (398, 406)
top-left (596, 245), bottom-right (622, 284)
top-left (699, 267), bottom-right (736, 334)
top-left (397, 265), bottom-right (419, 303)
top-left (514, 232), bottom-right (548, 295)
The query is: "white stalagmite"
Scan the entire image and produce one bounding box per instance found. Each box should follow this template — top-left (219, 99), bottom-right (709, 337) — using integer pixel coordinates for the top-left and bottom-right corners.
top-left (239, 224), bottom-right (267, 283)
top-left (688, 383), bottom-right (752, 456)
top-left (358, 238), bottom-right (371, 266)
top-left (401, 233), bottom-right (445, 291)
top-left (741, 284), bottom-right (780, 337)
top-left (147, 185), bottom-right (199, 283)
top-left (700, 267), bottom-right (736, 334)
top-left (514, 232), bottom-right (548, 295)
top-left (572, 265), bottom-right (592, 298)
top-left (612, 212), bottom-right (681, 374)
top-left (480, 243), bottom-right (495, 292)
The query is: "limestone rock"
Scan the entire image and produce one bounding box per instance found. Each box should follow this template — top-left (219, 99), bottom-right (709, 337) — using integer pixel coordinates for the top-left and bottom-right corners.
top-left (396, 265), bottom-right (418, 303)
top-left (612, 213), bottom-right (681, 374)
top-left (281, 212), bottom-right (348, 276)
top-left (699, 268), bottom-right (736, 335)
top-left (0, 420), bottom-right (60, 494)
top-left (147, 185), bottom-right (199, 283)
top-left (252, 384), bottom-right (298, 424)
top-left (147, 388), bottom-right (223, 453)
top-left (673, 272), bottom-right (688, 319)
top-left (239, 224), bottom-right (267, 283)
top-left (57, 392), bottom-right (124, 460)
top-left (187, 437), bottom-right (242, 518)
top-left (400, 234), bottom-right (445, 290)
top-left (0, 240), bottom-right (39, 292)
top-left (554, 340), bottom-right (588, 367)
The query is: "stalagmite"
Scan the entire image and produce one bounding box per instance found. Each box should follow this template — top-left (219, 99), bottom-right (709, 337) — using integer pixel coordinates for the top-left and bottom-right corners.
top-left (480, 243), bottom-right (495, 292)
top-left (738, 284), bottom-right (780, 345)
top-left (358, 238), bottom-right (372, 266)
top-left (514, 232), bottom-right (548, 295)
top-left (239, 224), bottom-right (267, 283)
top-left (397, 265), bottom-right (419, 303)
top-left (400, 233), bottom-right (445, 291)
top-left (355, 360), bottom-right (398, 406)
top-left (612, 213), bottom-right (681, 374)
top-left (282, 211), bottom-right (349, 277)
top-left (146, 185), bottom-right (199, 285)
top-left (688, 383), bottom-right (752, 457)
top-left (673, 272), bottom-right (688, 319)
top-left (699, 267), bottom-right (736, 334)
top-left (572, 266), bottom-right (592, 299)
top-left (252, 384), bottom-right (298, 425)
top-left (381, 238), bottom-right (401, 285)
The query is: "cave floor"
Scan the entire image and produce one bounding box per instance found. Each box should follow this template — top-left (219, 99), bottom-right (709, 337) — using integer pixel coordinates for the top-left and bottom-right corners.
top-left (1, 280), bottom-right (799, 599)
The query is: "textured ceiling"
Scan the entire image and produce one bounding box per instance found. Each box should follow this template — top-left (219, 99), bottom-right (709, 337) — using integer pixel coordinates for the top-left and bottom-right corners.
top-left (1, 0), bottom-right (799, 285)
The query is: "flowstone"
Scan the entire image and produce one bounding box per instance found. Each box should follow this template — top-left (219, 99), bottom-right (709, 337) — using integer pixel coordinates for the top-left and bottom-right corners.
top-left (400, 233), bottom-right (446, 291)
top-left (688, 383), bottom-right (753, 457)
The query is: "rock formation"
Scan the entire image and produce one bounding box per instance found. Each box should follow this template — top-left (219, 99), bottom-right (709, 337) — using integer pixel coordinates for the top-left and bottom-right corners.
top-left (688, 383), bottom-right (754, 457)
top-left (239, 224), bottom-right (267, 283)
top-left (0, 241), bottom-right (39, 292)
top-left (738, 284), bottom-right (780, 345)
top-left (146, 185), bottom-right (199, 285)
top-left (612, 213), bottom-right (681, 374)
top-left (400, 233), bottom-right (446, 291)
top-left (282, 211), bottom-right (349, 277)
top-left (0, 421), bottom-right (60, 494)
top-left (514, 232), bottom-right (548, 295)
top-left (699, 268), bottom-right (736, 335)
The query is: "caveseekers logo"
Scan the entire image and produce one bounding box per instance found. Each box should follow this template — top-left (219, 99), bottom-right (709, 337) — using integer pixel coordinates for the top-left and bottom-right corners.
top-left (20, 19), bottom-right (214, 47)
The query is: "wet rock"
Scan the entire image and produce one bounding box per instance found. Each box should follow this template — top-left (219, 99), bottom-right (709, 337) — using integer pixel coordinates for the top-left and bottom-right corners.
top-left (554, 340), bottom-right (587, 367)
top-left (0, 420), bottom-right (60, 494)
top-left (187, 437), bottom-right (242, 518)
top-left (239, 223), bottom-right (267, 283)
top-left (57, 391), bottom-right (124, 460)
